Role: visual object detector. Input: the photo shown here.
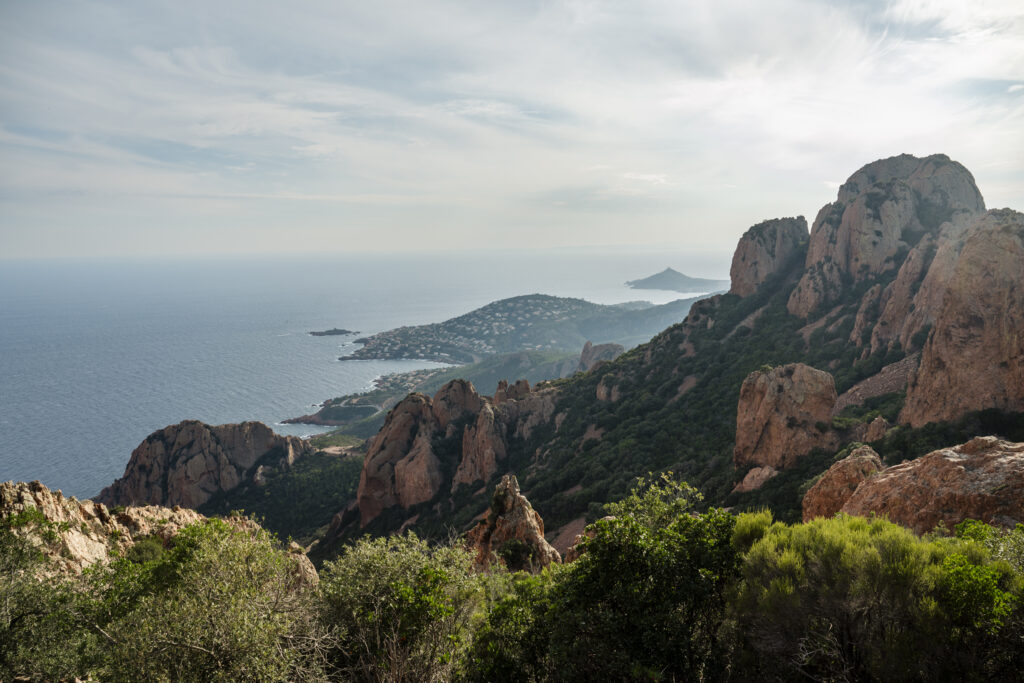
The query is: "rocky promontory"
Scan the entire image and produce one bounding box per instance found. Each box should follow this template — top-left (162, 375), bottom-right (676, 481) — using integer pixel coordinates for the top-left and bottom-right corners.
top-left (729, 217), bottom-right (808, 297)
top-left (97, 420), bottom-right (312, 509)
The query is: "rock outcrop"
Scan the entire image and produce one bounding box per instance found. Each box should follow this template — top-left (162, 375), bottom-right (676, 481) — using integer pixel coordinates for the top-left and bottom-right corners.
top-left (577, 341), bottom-right (625, 372)
top-left (732, 465), bottom-right (779, 493)
top-left (354, 379), bottom-right (560, 528)
top-left (787, 154), bottom-right (984, 318)
top-left (901, 209), bottom-right (1024, 427)
top-left (801, 445), bottom-right (884, 522)
top-left (97, 421), bottom-right (311, 509)
top-left (2, 479), bottom-right (203, 574)
top-left (358, 394), bottom-right (440, 525)
top-left (464, 475), bottom-right (560, 571)
top-left (730, 216), bottom-right (808, 297)
top-left (734, 363), bottom-right (840, 470)
top-left (840, 437), bottom-right (1024, 534)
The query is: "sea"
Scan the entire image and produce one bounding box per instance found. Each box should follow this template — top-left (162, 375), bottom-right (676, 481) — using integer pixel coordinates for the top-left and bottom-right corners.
top-left (0, 247), bottom-right (728, 499)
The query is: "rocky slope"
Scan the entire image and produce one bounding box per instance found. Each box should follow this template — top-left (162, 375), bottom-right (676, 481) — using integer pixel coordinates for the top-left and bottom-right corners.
top-left (97, 421), bottom-right (311, 509)
top-left (464, 474), bottom-right (561, 571)
top-left (835, 437), bottom-right (1024, 534)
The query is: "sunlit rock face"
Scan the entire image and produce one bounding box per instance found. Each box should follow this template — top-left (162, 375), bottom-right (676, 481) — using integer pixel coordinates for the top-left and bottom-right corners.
top-left (787, 154), bottom-right (984, 319)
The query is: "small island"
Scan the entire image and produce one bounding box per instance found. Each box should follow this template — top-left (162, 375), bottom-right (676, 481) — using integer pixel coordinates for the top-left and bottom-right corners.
top-left (626, 267), bottom-right (729, 293)
top-left (309, 328), bottom-right (358, 336)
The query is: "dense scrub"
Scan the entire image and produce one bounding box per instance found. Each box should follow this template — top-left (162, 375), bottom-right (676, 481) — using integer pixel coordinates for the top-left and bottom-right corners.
top-left (4, 478), bottom-right (1022, 681)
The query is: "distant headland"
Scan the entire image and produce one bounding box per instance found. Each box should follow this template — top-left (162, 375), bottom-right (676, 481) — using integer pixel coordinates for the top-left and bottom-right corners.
top-left (626, 267), bottom-right (729, 293)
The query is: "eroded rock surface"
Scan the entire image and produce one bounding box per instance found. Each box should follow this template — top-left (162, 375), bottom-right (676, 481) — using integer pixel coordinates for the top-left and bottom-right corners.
top-left (97, 421), bottom-right (311, 509)
top-left (355, 379), bottom-right (560, 528)
top-left (730, 216), bottom-right (808, 297)
top-left (840, 437), bottom-right (1024, 534)
top-left (734, 363), bottom-right (840, 470)
top-left (802, 445), bottom-right (884, 522)
top-left (901, 209), bottom-right (1024, 427)
top-left (464, 475), bottom-right (560, 571)
top-left (788, 154), bottom-right (984, 318)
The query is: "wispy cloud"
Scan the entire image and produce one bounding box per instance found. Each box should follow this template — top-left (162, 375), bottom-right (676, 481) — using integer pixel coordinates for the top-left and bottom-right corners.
top-left (1, 0), bottom-right (1022, 258)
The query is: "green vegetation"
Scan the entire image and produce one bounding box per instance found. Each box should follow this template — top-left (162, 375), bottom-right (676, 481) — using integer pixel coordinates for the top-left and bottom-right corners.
top-left (199, 453), bottom-right (365, 544)
top-left (4, 483), bottom-right (1023, 680)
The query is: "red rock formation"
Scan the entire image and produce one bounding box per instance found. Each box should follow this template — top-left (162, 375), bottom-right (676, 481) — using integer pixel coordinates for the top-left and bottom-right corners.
top-left (901, 209), bottom-right (1024, 427)
top-left (840, 437), bottom-right (1024, 534)
top-left (465, 474), bottom-right (560, 571)
top-left (788, 154), bottom-right (984, 318)
top-left (451, 404), bottom-right (506, 491)
top-left (357, 393), bottom-right (439, 526)
top-left (431, 379), bottom-right (482, 434)
top-left (96, 421), bottom-right (310, 509)
top-left (734, 363), bottom-right (840, 470)
top-left (730, 216), bottom-right (808, 297)
top-left (801, 445), bottom-right (884, 522)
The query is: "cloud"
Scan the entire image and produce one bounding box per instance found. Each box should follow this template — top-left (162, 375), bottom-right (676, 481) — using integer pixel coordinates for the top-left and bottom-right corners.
top-left (1, 0), bottom-right (1023, 258)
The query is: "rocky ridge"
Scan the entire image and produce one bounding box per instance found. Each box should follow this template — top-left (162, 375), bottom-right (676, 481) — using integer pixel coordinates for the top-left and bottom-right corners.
top-left (464, 474), bottom-right (561, 571)
top-left (97, 421), bottom-right (311, 509)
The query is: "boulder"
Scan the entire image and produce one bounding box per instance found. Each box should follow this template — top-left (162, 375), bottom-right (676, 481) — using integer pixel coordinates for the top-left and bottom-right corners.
top-left (801, 445), bottom-right (884, 522)
top-left (840, 437), bottom-right (1024, 534)
top-left (465, 474), bottom-right (560, 571)
top-left (730, 216), bottom-right (808, 297)
top-left (732, 465), bottom-right (780, 493)
top-left (96, 421), bottom-right (310, 509)
top-left (901, 209), bottom-right (1024, 426)
top-left (734, 363), bottom-right (840, 470)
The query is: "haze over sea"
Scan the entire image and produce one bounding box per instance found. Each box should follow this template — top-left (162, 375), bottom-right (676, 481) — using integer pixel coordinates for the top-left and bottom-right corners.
top-left (0, 248), bottom-right (727, 499)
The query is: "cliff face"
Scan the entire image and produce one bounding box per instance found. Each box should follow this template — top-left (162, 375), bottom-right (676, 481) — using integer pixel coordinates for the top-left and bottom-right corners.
top-left (355, 378), bottom-right (560, 529)
top-left (734, 363), bottom-right (840, 471)
top-left (730, 216), bottom-right (808, 297)
top-left (901, 209), bottom-right (1024, 427)
top-left (464, 474), bottom-right (560, 571)
top-left (787, 154), bottom-right (984, 319)
top-left (97, 421), bottom-right (311, 509)
top-left (839, 437), bottom-right (1024, 534)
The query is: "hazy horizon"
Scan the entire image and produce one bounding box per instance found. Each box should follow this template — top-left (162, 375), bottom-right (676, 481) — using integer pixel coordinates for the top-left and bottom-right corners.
top-left (2, 1), bottom-right (1022, 260)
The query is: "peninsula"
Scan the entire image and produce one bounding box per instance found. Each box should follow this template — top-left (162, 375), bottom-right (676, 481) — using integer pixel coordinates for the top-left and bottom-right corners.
top-left (626, 267), bottom-right (729, 293)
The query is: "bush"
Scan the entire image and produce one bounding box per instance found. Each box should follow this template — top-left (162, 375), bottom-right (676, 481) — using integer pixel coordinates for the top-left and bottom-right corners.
top-left (317, 533), bottom-right (481, 681)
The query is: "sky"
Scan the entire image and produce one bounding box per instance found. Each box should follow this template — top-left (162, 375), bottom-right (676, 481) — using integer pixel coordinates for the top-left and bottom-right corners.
top-left (1, 0), bottom-right (1022, 262)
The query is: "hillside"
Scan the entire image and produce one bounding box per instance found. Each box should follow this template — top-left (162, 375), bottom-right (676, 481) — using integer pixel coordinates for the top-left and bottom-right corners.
top-left (340, 293), bottom-right (701, 363)
top-left (323, 153), bottom-right (1024, 549)
top-left (625, 267), bottom-right (729, 292)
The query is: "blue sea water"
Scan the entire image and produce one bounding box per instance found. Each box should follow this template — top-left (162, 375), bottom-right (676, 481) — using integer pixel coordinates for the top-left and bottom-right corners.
top-left (0, 248), bottom-right (727, 499)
